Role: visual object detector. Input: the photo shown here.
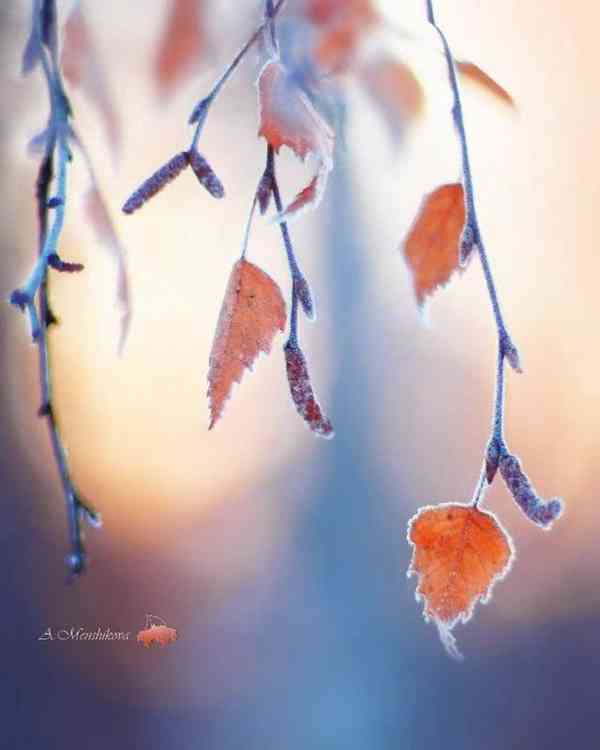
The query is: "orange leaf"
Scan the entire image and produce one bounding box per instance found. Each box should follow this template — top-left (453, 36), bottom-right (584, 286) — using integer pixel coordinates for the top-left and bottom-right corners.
top-left (257, 60), bottom-right (334, 220)
top-left (456, 60), bottom-right (514, 107)
top-left (258, 59), bottom-right (334, 161)
top-left (275, 172), bottom-right (327, 224)
top-left (314, 16), bottom-right (365, 73)
top-left (136, 624), bottom-right (178, 648)
top-left (407, 503), bottom-right (513, 659)
top-left (359, 56), bottom-right (423, 138)
top-left (208, 259), bottom-right (286, 428)
top-left (302, 0), bottom-right (379, 74)
top-left (155, 0), bottom-right (204, 96)
top-left (402, 183), bottom-right (466, 306)
top-left (303, 0), bottom-right (380, 74)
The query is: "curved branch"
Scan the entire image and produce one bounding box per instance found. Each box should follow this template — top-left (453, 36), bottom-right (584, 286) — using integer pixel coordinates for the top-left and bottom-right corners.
top-left (425, 1), bottom-right (521, 501)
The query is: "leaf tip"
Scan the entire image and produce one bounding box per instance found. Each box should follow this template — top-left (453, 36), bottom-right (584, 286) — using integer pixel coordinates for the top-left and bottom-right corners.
top-left (435, 620), bottom-right (464, 662)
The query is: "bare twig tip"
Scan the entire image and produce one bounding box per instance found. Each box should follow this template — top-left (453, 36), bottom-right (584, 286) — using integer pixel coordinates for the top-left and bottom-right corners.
top-left (459, 224), bottom-right (476, 266)
top-left (79, 504), bottom-right (103, 529)
top-left (66, 552), bottom-right (86, 578)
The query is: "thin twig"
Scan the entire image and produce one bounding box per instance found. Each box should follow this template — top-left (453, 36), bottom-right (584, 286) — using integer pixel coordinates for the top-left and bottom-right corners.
top-left (425, 1), bottom-right (511, 343)
top-left (265, 0), bottom-right (278, 53)
top-left (12, 131), bottom-right (69, 331)
top-left (12, 2), bottom-right (100, 575)
top-left (492, 344), bottom-right (506, 444)
top-left (265, 139), bottom-right (314, 347)
top-left (36, 141), bottom-right (98, 577)
top-left (259, 2), bottom-right (305, 348)
top-left (425, 0), bottom-right (518, 498)
top-left (189, 0), bottom-right (288, 148)
top-left (271, 167), bottom-right (300, 346)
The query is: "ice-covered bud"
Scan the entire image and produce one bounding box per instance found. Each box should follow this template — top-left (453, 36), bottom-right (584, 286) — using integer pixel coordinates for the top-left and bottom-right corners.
top-left (499, 453), bottom-right (564, 529)
top-left (485, 438), bottom-right (501, 484)
top-left (122, 151), bottom-right (189, 214)
top-left (459, 223), bottom-right (476, 266)
top-left (284, 341), bottom-right (333, 438)
top-left (256, 169), bottom-right (274, 215)
top-left (504, 338), bottom-right (523, 373)
top-left (187, 150), bottom-right (225, 199)
top-left (294, 276), bottom-right (315, 320)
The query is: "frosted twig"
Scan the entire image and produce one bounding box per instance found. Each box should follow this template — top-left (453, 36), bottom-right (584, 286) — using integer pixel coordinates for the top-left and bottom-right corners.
top-left (188, 0), bottom-right (288, 147)
top-left (425, 1), bottom-right (521, 503)
top-left (11, 1), bottom-right (101, 576)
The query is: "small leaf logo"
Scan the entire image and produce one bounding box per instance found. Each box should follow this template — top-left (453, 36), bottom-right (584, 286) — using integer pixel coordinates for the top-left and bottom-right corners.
top-left (136, 615), bottom-right (177, 649)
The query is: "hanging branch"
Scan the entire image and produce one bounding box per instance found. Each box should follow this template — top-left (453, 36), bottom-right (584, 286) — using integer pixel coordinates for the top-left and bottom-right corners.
top-left (259, 0), bottom-right (333, 438)
top-left (123, 0), bottom-right (289, 214)
top-left (188, 0), bottom-right (288, 141)
top-left (406, 1), bottom-right (564, 661)
top-left (120, 0), bottom-right (565, 657)
top-left (424, 0), bottom-right (525, 503)
top-left (11, 1), bottom-right (100, 577)
top-left (124, 0), bottom-right (332, 438)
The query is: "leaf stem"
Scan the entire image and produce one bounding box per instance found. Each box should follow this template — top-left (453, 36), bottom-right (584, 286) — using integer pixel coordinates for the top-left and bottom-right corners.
top-left (471, 468), bottom-right (488, 507)
top-left (240, 195), bottom-right (258, 260)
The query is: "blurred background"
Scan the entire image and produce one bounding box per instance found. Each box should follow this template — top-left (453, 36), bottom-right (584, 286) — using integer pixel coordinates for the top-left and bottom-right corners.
top-left (2, 1), bottom-right (598, 747)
